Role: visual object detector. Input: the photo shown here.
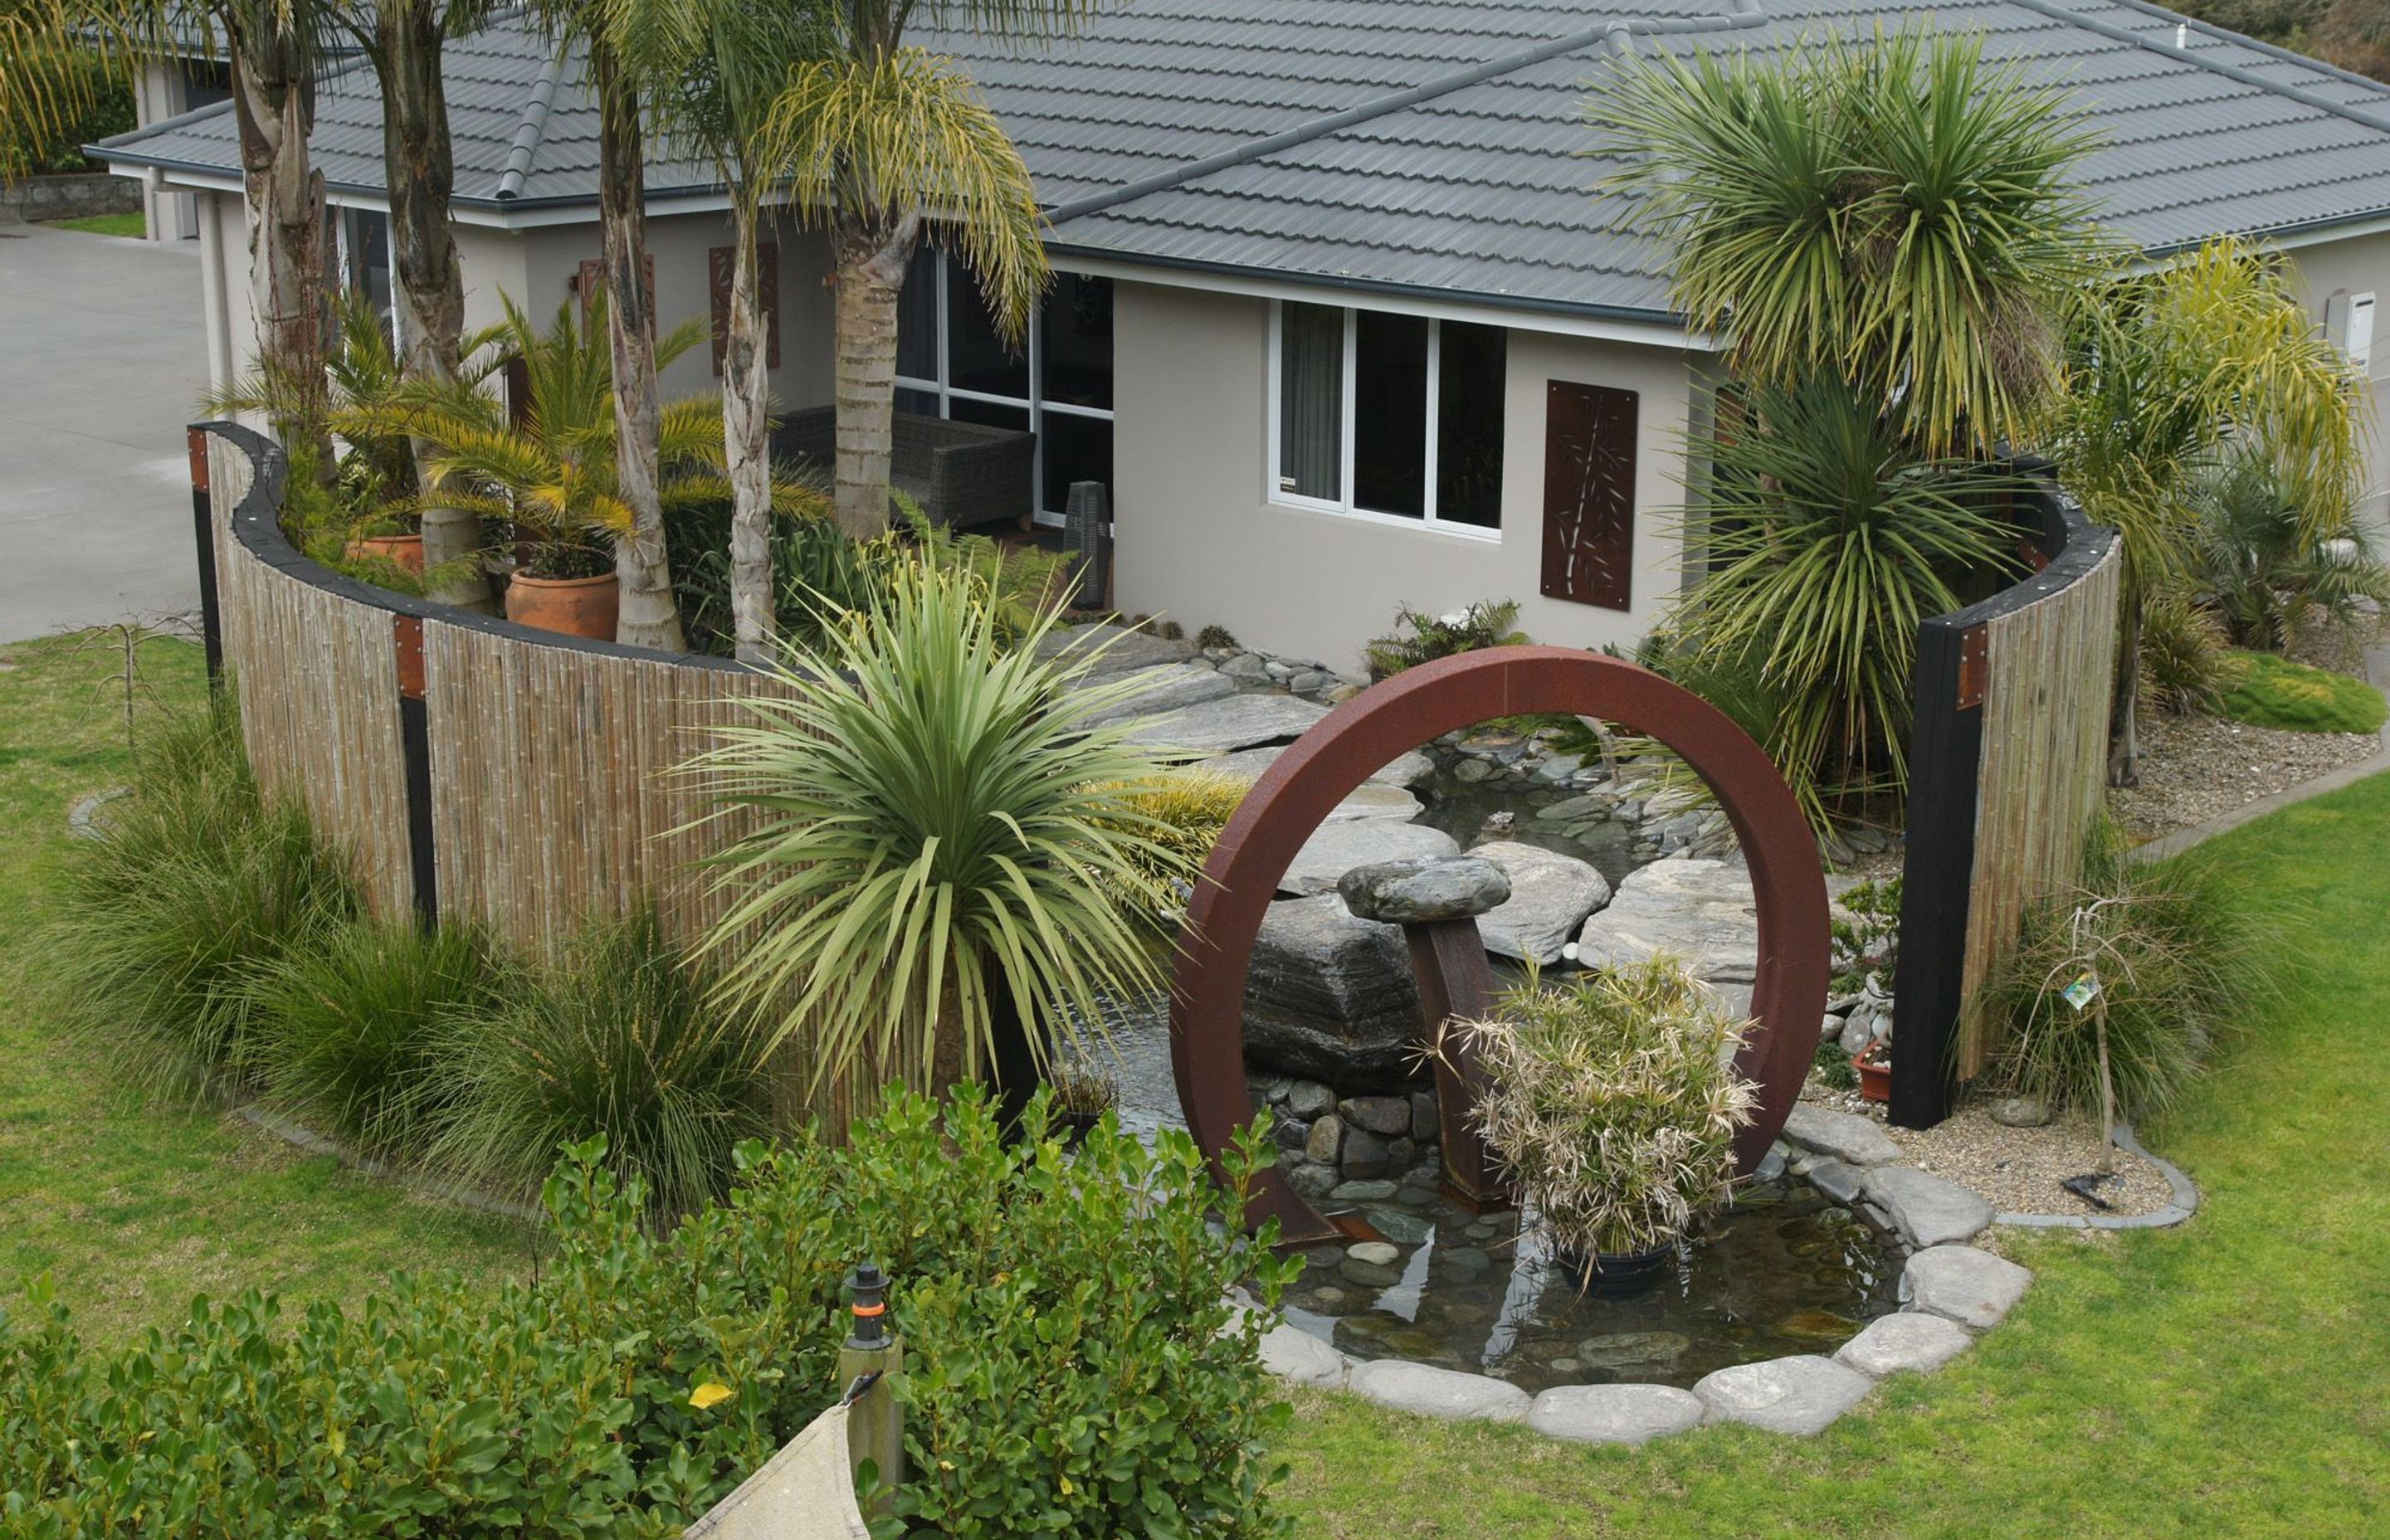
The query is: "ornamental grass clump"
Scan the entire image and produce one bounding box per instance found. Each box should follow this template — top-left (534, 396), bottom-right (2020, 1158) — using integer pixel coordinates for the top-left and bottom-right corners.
top-left (1461, 957), bottom-right (1758, 1258)
top-left (690, 561), bottom-right (1206, 1094)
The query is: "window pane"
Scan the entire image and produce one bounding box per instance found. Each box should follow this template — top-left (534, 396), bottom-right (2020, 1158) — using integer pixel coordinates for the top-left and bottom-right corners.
top-left (895, 386), bottom-right (941, 418)
top-left (1042, 412), bottom-right (1114, 515)
top-left (1436, 321), bottom-right (1506, 529)
top-left (946, 397), bottom-right (1030, 435)
top-left (1041, 272), bottom-right (1113, 409)
top-left (1277, 302), bottom-right (1343, 500)
top-left (1354, 310), bottom-right (1428, 518)
top-left (896, 246), bottom-right (939, 383)
top-left (946, 252), bottom-right (1029, 397)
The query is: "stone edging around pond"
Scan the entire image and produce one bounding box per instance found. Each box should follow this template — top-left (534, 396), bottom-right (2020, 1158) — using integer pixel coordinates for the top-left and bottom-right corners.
top-left (1244, 1101), bottom-right (2142, 1444)
top-left (1992, 1121), bottom-right (2200, 1232)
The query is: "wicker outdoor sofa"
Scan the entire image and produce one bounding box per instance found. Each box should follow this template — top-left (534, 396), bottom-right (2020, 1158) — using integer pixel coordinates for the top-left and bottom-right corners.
top-left (773, 406), bottom-right (1034, 529)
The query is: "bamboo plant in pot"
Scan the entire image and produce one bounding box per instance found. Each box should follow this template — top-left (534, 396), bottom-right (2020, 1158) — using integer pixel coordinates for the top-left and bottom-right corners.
top-left (1460, 955), bottom-right (1759, 1298)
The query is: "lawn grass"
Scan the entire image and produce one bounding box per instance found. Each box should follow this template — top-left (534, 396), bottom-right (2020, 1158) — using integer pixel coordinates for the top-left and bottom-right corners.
top-left (2219, 648), bottom-right (2388, 735)
top-left (0, 632), bottom-right (525, 1342)
top-left (42, 212), bottom-right (146, 238)
top-left (1277, 772), bottom-right (2390, 1538)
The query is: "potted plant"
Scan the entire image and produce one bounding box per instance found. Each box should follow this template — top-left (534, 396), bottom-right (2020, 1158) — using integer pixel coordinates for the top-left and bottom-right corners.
top-left (1853, 1040), bottom-right (1892, 1104)
top-left (1046, 1059), bottom-right (1118, 1147)
top-left (1459, 955), bottom-right (1758, 1298)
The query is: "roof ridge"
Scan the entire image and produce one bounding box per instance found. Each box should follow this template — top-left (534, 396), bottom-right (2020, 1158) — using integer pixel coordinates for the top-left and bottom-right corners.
top-left (2002, 0), bottom-right (2390, 138)
top-left (2085, 0), bottom-right (2390, 106)
top-left (495, 43), bottom-right (564, 201)
top-left (1043, 0), bottom-right (1770, 227)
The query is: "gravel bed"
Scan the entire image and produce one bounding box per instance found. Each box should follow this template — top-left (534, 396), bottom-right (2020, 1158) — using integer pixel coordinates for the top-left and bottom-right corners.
top-left (1798, 1085), bottom-right (2175, 1218)
top-left (2111, 710), bottom-right (2377, 841)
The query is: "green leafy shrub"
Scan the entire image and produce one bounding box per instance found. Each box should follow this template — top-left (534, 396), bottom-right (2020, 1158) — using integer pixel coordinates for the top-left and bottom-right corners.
top-left (44, 690), bottom-right (358, 1099)
top-left (0, 43), bottom-right (132, 178)
top-left (1983, 819), bottom-right (2282, 1120)
top-left (1460, 957), bottom-right (1758, 1256)
top-left (1362, 599), bottom-right (1526, 680)
top-left (240, 915), bottom-right (505, 1160)
top-left (2217, 649), bottom-right (2388, 734)
top-left (1830, 877), bottom-right (1902, 994)
top-left (0, 1092), bottom-right (1296, 1538)
top-left (419, 907), bottom-right (767, 1218)
top-left (2189, 448), bottom-right (2390, 653)
top-left (2138, 587), bottom-right (2233, 717)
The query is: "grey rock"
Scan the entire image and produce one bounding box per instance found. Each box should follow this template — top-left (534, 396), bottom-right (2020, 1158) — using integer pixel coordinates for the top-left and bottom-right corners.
top-left (1285, 1079), bottom-right (1335, 1118)
top-left (1465, 840), bottom-right (1612, 965)
top-left (1304, 1114), bottom-right (1345, 1166)
top-left (1863, 1167), bottom-right (1994, 1249)
top-left (1204, 743), bottom-right (1433, 789)
top-left (1526, 1383), bottom-right (1705, 1445)
top-left (1242, 897), bottom-right (1424, 1086)
top-left (1437, 1246), bottom-right (1490, 1279)
top-left (1754, 1142), bottom-right (1789, 1183)
top-left (1290, 670), bottom-right (1335, 694)
top-left (1346, 1240), bottom-right (1400, 1267)
top-left (1127, 692), bottom-right (1330, 754)
top-left (1383, 1136), bottom-right (1417, 1173)
top-left (1253, 1074), bottom-right (1293, 1106)
top-left (1271, 1118), bottom-right (1310, 1154)
top-left (1281, 822), bottom-right (1463, 897)
top-left (1410, 1090), bottom-right (1439, 1142)
top-left (1219, 651), bottom-right (1274, 682)
top-left (1836, 1012), bottom-right (1873, 1056)
top-left (1533, 753), bottom-right (1585, 783)
top-left (1807, 1158), bottom-right (1867, 1205)
top-left (1258, 1324), bottom-right (1347, 1387)
top-left (1339, 1258), bottom-right (1401, 1289)
top-left (1286, 1161), bottom-right (1340, 1199)
top-left (1339, 855), bottom-right (1510, 923)
top-left (1349, 1361), bottom-right (1530, 1423)
top-left (1034, 623), bottom-right (1193, 677)
top-left (1339, 1094), bottom-right (1412, 1136)
top-left (1901, 1245), bottom-right (2033, 1329)
top-left (1534, 792), bottom-right (1614, 823)
top-left (1264, 660), bottom-right (1295, 680)
top-left (1576, 859), bottom-right (1764, 984)
top-left (1781, 1104), bottom-right (1904, 1167)
top-left (1329, 1178), bottom-right (1398, 1202)
top-left (1988, 1095), bottom-right (2052, 1128)
top-left (1074, 662), bottom-right (1236, 725)
top-left (1453, 758), bottom-right (1494, 782)
top-left (1366, 1207), bottom-right (1433, 1245)
top-left (1834, 1312), bottom-right (1974, 1377)
top-left (1321, 783), bottom-right (1426, 823)
top-left (1692, 1355), bottom-right (1875, 1435)
top-left (1340, 1128), bottom-right (1391, 1178)
top-left (1575, 1331), bottom-right (1690, 1370)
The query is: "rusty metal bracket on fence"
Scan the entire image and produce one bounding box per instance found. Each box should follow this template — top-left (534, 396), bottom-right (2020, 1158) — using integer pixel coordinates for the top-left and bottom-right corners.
top-left (1168, 646), bottom-right (1833, 1246)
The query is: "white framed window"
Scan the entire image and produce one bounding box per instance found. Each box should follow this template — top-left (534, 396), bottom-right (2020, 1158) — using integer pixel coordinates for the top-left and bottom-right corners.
top-left (1266, 300), bottom-right (1507, 538)
top-left (894, 251), bottom-right (1113, 525)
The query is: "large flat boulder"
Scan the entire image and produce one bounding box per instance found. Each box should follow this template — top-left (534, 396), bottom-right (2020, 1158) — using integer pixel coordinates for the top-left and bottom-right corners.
top-left (1322, 783), bottom-right (1424, 823)
top-left (1258, 1324), bottom-right (1348, 1387)
top-left (1208, 743), bottom-right (1436, 788)
top-left (1526, 1383), bottom-right (1705, 1445)
top-left (1834, 1311), bottom-right (1974, 1377)
top-left (1466, 840), bottom-right (1612, 965)
top-left (1034, 622), bottom-right (1194, 677)
top-left (1243, 896), bottom-right (1424, 1086)
top-left (1348, 1361), bottom-right (1529, 1423)
top-left (1126, 692), bottom-right (1330, 754)
top-left (1575, 858), bottom-right (1764, 983)
top-left (1280, 821), bottom-right (1461, 897)
top-left (1862, 1166), bottom-right (1994, 1250)
top-left (1691, 1354), bottom-right (1873, 1435)
top-left (1781, 1104), bottom-right (1903, 1167)
top-left (1900, 1245), bottom-right (2032, 1329)
top-left (1073, 662), bottom-right (1236, 724)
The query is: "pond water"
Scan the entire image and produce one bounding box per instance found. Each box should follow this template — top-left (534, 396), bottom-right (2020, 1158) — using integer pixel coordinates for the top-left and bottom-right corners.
top-left (1404, 766), bottom-right (1640, 888)
top-left (1277, 1176), bottom-right (1904, 1394)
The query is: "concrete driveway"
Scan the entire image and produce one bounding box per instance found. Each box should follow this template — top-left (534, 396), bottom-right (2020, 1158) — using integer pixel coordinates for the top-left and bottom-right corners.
top-left (0, 221), bottom-right (209, 642)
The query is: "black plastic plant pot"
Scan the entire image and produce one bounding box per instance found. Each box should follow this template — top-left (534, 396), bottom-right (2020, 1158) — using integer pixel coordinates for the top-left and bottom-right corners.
top-left (1057, 1109), bottom-right (1104, 1149)
top-left (1554, 1243), bottom-right (1675, 1299)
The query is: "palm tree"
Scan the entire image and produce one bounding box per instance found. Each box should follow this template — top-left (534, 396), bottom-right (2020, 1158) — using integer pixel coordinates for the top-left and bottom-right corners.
top-left (2044, 237), bottom-right (2368, 782)
top-left (756, 2), bottom-right (1085, 540)
top-left (611, 0), bottom-right (832, 660)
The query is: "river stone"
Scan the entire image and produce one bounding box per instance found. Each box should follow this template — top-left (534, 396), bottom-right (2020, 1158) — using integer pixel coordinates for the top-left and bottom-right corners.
top-left (1127, 692), bottom-right (1331, 754)
top-left (1366, 1207), bottom-right (1434, 1245)
top-left (1285, 1079), bottom-right (1335, 1118)
top-left (1901, 1245), bottom-right (2033, 1329)
top-left (1863, 1167), bottom-right (1994, 1249)
top-left (1806, 1158), bottom-right (1867, 1205)
top-left (1347, 1241), bottom-right (1400, 1267)
top-left (1073, 662), bottom-right (1237, 725)
top-left (1340, 1128), bottom-right (1391, 1177)
top-left (1323, 783), bottom-right (1427, 823)
top-left (1205, 743), bottom-right (1435, 789)
top-left (1410, 1090), bottom-right (1438, 1140)
top-left (1575, 1331), bottom-right (1690, 1370)
top-left (1988, 1095), bottom-right (2052, 1128)
top-left (1339, 855), bottom-right (1510, 924)
top-left (1339, 1258), bottom-right (1401, 1289)
top-left (1692, 1355), bottom-right (1875, 1435)
top-left (1286, 1161), bottom-right (1340, 1199)
top-left (1465, 841), bottom-right (1612, 965)
top-left (1242, 896), bottom-right (1424, 1085)
top-left (1304, 1114), bottom-right (1345, 1165)
top-left (1534, 792), bottom-right (1613, 823)
top-left (1338, 1095), bottom-right (1413, 1137)
top-left (1781, 1104), bottom-right (1903, 1167)
top-left (1258, 1324), bottom-right (1347, 1386)
top-left (1219, 651), bottom-right (1274, 682)
top-left (1527, 1384), bottom-right (1705, 1445)
top-left (1035, 622), bottom-right (1193, 677)
top-left (1349, 1361), bottom-right (1531, 1423)
top-left (1834, 1311), bottom-right (1975, 1377)
top-left (1329, 1178), bottom-right (1398, 1202)
top-left (1282, 822), bottom-right (1464, 897)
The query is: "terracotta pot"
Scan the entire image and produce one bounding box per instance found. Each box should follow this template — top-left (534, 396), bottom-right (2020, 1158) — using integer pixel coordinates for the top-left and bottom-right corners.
top-left (505, 571), bottom-right (619, 641)
top-left (1855, 1043), bottom-right (1892, 1104)
top-left (344, 534), bottom-right (423, 573)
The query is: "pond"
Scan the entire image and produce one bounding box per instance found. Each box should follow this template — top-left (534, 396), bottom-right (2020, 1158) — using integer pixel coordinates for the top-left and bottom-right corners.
top-left (1403, 763), bottom-right (1641, 888)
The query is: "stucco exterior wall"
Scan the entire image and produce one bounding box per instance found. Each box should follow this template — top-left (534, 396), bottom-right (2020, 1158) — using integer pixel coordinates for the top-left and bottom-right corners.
top-left (2285, 227), bottom-right (2390, 535)
top-left (520, 212), bottom-right (835, 412)
top-left (1109, 280), bottom-right (1698, 674)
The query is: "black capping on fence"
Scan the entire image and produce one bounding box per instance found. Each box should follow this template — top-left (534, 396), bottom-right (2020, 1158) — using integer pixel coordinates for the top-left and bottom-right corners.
top-left (188, 421), bottom-right (781, 928)
top-left (1890, 456), bottom-right (2119, 1129)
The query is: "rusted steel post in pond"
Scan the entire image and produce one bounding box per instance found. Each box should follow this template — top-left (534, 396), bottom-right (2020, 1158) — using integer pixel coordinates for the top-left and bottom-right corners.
top-left (1337, 855), bottom-right (1512, 1211)
top-left (1168, 646), bottom-right (1832, 1249)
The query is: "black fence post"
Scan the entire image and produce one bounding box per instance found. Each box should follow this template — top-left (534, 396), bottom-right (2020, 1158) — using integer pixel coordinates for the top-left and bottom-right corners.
top-left (188, 424), bottom-right (224, 686)
top-left (1891, 618), bottom-right (1984, 1128)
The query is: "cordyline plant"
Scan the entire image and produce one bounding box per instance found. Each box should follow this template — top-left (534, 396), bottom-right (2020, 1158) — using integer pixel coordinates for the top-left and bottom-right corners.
top-left (1457, 956), bottom-right (1758, 1259)
top-left (687, 561), bottom-right (1207, 1094)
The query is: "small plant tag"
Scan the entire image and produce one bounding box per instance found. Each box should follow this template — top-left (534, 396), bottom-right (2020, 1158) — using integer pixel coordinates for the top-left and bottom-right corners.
top-left (2061, 972), bottom-right (2101, 1012)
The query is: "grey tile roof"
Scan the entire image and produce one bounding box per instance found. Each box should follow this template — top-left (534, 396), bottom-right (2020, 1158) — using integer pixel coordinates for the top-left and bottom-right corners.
top-left (96, 0), bottom-right (2390, 324)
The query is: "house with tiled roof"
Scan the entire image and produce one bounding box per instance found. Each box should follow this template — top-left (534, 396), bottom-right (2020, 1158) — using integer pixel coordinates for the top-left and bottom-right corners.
top-left (96, 0), bottom-right (2390, 668)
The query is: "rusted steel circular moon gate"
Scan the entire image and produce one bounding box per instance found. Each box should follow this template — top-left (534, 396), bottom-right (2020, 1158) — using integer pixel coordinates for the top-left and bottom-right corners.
top-left (1168, 646), bottom-right (1832, 1246)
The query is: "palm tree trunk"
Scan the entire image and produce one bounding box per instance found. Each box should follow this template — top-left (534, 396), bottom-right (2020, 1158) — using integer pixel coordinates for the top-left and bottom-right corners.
top-left (381, 2), bottom-right (490, 612)
top-left (724, 202), bottom-right (774, 663)
top-left (830, 208), bottom-right (919, 540)
top-left (228, 38), bottom-right (330, 473)
top-left (2108, 603), bottom-right (2143, 787)
top-left (596, 51), bottom-right (683, 651)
